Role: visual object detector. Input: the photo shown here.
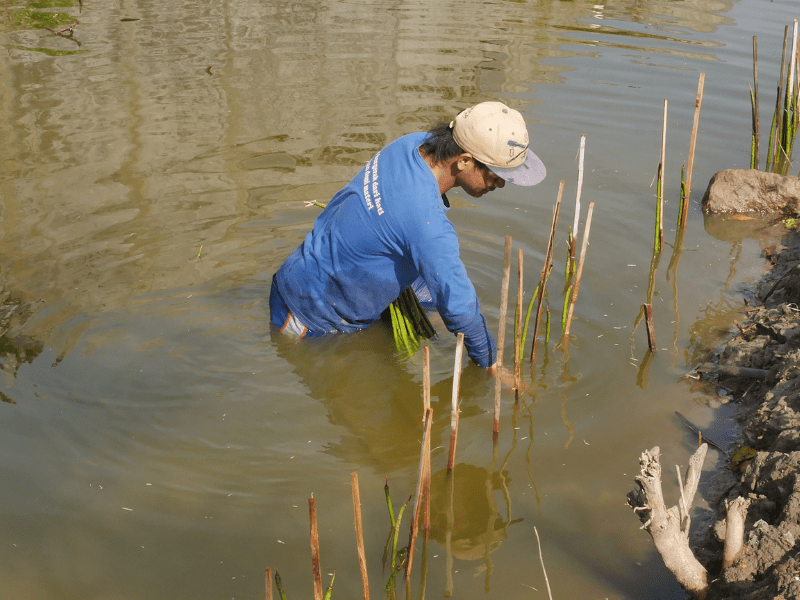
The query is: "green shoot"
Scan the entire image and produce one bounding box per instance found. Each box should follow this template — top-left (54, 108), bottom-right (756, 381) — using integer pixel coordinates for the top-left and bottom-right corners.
top-left (323, 573), bottom-right (335, 600)
top-left (561, 284), bottom-right (572, 332)
top-left (275, 571), bottom-right (288, 600)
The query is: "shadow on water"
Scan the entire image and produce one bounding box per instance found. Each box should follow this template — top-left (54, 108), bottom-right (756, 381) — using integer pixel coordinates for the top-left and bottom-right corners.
top-left (270, 324), bottom-right (494, 474)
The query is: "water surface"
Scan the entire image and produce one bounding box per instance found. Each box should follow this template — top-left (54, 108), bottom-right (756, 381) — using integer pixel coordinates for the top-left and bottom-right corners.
top-left (1, 0), bottom-right (798, 598)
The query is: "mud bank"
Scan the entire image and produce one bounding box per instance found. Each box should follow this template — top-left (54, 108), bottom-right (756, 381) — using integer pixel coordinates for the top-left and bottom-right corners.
top-left (689, 228), bottom-right (800, 600)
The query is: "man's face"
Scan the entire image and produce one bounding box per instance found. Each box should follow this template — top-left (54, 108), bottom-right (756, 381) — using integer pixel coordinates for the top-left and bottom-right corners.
top-left (456, 158), bottom-right (506, 197)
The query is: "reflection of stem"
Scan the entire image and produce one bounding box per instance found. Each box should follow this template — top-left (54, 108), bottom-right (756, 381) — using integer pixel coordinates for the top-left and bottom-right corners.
top-left (483, 440), bottom-right (500, 594)
top-left (560, 392), bottom-right (575, 450)
top-left (636, 349), bottom-right (655, 389)
top-left (417, 534), bottom-right (429, 600)
top-left (515, 249), bottom-right (523, 397)
top-left (630, 303), bottom-right (645, 356)
top-left (667, 228), bottom-right (686, 358)
top-left (499, 406), bottom-right (520, 523)
top-left (523, 405), bottom-right (543, 516)
top-left (444, 470), bottom-right (455, 598)
top-left (309, 498), bottom-right (323, 600)
top-left (350, 473), bottom-right (370, 600)
top-left (724, 242), bottom-right (743, 293)
top-left (629, 248), bottom-right (663, 355)
top-left (422, 347), bottom-right (431, 536)
top-left (482, 528), bottom-right (493, 594)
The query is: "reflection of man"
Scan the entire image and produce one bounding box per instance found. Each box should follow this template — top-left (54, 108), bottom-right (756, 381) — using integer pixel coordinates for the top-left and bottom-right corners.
top-left (270, 101), bottom-right (546, 368)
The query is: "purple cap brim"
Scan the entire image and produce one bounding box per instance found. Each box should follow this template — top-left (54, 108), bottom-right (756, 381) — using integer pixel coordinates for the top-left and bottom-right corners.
top-left (488, 149), bottom-right (546, 187)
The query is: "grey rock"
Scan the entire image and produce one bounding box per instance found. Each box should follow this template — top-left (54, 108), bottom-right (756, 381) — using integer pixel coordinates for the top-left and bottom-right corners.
top-left (702, 169), bottom-right (800, 214)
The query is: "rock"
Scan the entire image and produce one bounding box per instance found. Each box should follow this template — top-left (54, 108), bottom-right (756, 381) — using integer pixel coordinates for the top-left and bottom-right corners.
top-left (701, 169), bottom-right (800, 214)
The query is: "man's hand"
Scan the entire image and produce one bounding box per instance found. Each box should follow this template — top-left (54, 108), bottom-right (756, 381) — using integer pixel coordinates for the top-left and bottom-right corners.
top-left (487, 364), bottom-right (519, 389)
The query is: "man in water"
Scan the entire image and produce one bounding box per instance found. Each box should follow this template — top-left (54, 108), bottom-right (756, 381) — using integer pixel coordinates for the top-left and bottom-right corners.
top-left (270, 101), bottom-right (546, 370)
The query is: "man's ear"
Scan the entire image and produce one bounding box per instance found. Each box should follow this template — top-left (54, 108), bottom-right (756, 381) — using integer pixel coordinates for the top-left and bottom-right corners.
top-left (456, 153), bottom-right (474, 171)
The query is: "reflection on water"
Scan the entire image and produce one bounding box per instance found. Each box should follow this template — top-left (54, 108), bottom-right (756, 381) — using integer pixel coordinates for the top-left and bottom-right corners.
top-left (2, 0), bottom-right (799, 598)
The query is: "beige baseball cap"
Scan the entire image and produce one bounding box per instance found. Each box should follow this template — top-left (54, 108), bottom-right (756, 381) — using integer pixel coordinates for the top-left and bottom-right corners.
top-left (451, 101), bottom-right (546, 186)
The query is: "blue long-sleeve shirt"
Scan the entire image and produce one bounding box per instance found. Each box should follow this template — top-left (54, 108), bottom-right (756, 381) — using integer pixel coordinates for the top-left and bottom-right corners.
top-left (274, 132), bottom-right (496, 367)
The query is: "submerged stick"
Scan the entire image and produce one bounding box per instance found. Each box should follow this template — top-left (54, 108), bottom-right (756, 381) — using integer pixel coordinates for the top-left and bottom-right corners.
top-left (406, 407), bottom-right (433, 587)
top-left (680, 73), bottom-right (705, 230)
top-left (531, 182), bottom-right (564, 367)
top-left (266, 568), bottom-right (273, 600)
top-left (309, 497), bottom-right (324, 600)
top-left (695, 362), bottom-right (769, 380)
top-left (562, 202), bottom-right (595, 344)
top-left (351, 473), bottom-right (370, 600)
top-left (494, 235), bottom-right (512, 439)
top-left (448, 333), bottom-right (464, 476)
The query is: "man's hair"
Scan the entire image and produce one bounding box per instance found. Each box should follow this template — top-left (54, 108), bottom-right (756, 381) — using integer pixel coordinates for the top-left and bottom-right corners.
top-left (420, 122), bottom-right (486, 169)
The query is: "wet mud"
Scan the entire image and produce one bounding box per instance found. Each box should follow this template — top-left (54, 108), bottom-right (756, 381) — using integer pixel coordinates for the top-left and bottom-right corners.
top-left (690, 229), bottom-right (800, 600)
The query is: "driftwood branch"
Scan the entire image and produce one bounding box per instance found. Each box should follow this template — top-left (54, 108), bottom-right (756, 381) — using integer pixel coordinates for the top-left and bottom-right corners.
top-left (627, 445), bottom-right (709, 599)
top-left (722, 497), bottom-right (751, 570)
top-left (695, 363), bottom-right (769, 380)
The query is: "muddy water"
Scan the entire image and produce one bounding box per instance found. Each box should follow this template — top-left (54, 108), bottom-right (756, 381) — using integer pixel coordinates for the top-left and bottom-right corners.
top-left (0, 0), bottom-right (798, 598)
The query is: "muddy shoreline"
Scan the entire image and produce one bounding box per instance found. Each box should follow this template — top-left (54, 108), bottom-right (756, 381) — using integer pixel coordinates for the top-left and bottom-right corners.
top-left (686, 227), bottom-right (800, 600)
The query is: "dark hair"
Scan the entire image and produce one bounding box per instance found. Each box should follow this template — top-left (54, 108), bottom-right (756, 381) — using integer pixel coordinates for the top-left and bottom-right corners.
top-left (419, 122), bottom-right (487, 170)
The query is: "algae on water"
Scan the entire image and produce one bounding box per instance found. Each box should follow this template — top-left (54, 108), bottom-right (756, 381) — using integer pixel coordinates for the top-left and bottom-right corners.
top-left (13, 44), bottom-right (83, 55)
top-left (13, 8), bottom-right (75, 30)
top-left (4, 0), bottom-right (76, 31)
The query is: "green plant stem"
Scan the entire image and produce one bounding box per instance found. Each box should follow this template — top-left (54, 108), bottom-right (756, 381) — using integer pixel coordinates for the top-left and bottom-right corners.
top-left (386, 498), bottom-right (410, 591)
top-left (389, 303), bottom-right (403, 352)
top-left (655, 164), bottom-right (663, 254)
top-left (275, 571), bottom-right (288, 600)
top-left (323, 573), bottom-right (335, 600)
top-left (561, 284), bottom-right (572, 332)
top-left (564, 233), bottom-right (575, 282)
top-left (385, 477), bottom-right (396, 528)
top-left (767, 109), bottom-right (778, 171)
top-left (677, 164), bottom-right (687, 229)
top-left (519, 282), bottom-right (541, 358)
